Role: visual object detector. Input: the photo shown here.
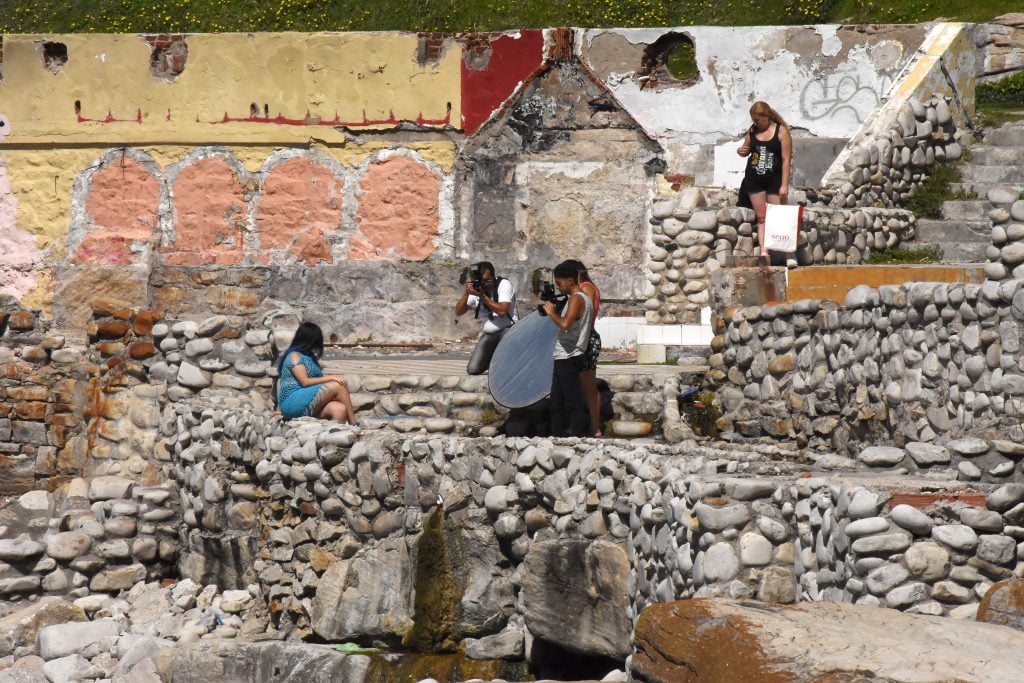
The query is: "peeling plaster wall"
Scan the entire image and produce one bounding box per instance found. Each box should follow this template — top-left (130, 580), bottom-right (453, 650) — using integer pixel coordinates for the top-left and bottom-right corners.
top-left (579, 24), bottom-right (929, 183)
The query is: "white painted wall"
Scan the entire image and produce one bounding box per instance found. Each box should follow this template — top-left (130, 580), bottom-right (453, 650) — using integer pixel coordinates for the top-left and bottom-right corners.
top-left (580, 25), bottom-right (922, 174)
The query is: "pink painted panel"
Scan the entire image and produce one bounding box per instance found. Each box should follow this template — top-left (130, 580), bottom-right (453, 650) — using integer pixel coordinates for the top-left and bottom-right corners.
top-left (255, 157), bottom-right (343, 265)
top-left (0, 160), bottom-right (42, 298)
top-left (164, 157), bottom-right (246, 265)
top-left (353, 157), bottom-right (440, 261)
top-left (75, 157), bottom-right (159, 265)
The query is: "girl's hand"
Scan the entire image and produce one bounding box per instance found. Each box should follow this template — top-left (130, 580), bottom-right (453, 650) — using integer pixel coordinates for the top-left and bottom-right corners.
top-left (542, 302), bottom-right (556, 317)
top-left (738, 144), bottom-right (750, 156)
top-left (328, 375), bottom-right (348, 387)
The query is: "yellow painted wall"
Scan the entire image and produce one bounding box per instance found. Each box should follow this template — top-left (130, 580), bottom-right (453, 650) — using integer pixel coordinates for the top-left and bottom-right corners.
top-left (0, 33), bottom-right (462, 146)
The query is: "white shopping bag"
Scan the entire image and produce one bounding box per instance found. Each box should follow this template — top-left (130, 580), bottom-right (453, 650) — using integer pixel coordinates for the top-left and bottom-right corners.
top-left (763, 204), bottom-right (803, 253)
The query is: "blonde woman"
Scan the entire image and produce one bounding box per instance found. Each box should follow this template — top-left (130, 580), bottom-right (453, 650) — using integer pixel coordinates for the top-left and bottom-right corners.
top-left (737, 101), bottom-right (793, 258)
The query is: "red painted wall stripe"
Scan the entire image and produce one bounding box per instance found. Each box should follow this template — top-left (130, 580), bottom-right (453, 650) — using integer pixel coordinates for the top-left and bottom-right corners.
top-left (460, 30), bottom-right (544, 135)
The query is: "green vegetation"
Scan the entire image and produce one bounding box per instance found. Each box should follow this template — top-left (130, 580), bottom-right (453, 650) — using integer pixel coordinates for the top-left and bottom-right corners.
top-left (978, 71), bottom-right (1024, 107)
top-left (904, 162), bottom-right (974, 219)
top-left (0, 0), bottom-right (1018, 33)
top-left (866, 244), bottom-right (943, 264)
top-left (680, 389), bottom-right (721, 438)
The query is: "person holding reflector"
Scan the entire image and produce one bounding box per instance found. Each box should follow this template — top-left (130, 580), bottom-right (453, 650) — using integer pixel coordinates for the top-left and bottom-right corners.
top-left (541, 260), bottom-right (594, 437)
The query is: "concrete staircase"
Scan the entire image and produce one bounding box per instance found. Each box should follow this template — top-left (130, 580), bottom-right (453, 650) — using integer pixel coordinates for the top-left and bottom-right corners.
top-left (915, 120), bottom-right (1024, 262)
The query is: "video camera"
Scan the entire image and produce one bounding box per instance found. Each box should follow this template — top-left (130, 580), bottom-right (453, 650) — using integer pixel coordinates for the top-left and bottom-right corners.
top-left (531, 269), bottom-right (567, 317)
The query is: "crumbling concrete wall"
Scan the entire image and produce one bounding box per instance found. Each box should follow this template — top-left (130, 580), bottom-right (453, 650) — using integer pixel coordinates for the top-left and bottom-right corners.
top-left (459, 48), bottom-right (664, 306)
top-left (579, 24), bottom-right (931, 186)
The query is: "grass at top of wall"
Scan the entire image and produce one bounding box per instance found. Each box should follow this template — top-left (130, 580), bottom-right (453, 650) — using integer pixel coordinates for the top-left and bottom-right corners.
top-left (827, 0), bottom-right (1016, 23)
top-left (0, 0), bottom-right (1019, 33)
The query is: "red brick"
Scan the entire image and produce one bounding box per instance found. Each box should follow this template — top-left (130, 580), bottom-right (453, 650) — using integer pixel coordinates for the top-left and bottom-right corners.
top-left (90, 297), bottom-right (132, 317)
top-left (4, 386), bottom-right (48, 401)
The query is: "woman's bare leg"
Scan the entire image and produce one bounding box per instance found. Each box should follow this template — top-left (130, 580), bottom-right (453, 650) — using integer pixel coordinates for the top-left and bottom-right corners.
top-left (313, 381), bottom-right (355, 424)
top-left (750, 191), bottom-right (768, 256)
top-left (319, 400), bottom-right (350, 423)
top-left (580, 369), bottom-right (600, 436)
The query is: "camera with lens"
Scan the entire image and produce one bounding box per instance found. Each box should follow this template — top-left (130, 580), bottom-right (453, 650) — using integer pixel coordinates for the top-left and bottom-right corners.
top-left (531, 269), bottom-right (566, 316)
top-left (459, 264), bottom-right (486, 294)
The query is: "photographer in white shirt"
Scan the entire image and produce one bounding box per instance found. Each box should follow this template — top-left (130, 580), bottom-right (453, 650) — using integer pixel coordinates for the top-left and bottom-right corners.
top-left (455, 261), bottom-right (518, 375)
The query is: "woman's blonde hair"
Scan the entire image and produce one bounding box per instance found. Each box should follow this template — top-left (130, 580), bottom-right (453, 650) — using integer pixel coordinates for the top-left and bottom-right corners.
top-left (750, 101), bottom-right (788, 129)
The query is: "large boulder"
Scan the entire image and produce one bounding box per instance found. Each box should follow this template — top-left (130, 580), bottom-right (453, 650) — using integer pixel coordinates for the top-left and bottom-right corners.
top-left (522, 539), bottom-right (630, 660)
top-left (0, 598), bottom-right (87, 657)
top-left (310, 537), bottom-right (414, 641)
top-left (631, 598), bottom-right (1024, 682)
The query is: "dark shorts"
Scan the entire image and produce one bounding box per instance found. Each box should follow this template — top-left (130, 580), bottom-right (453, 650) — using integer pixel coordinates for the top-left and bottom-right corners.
top-left (744, 172), bottom-right (783, 196)
top-left (581, 329), bottom-right (601, 371)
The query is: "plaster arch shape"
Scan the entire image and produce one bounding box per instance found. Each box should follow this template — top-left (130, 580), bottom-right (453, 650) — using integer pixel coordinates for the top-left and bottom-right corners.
top-left (253, 148), bottom-right (349, 266)
top-left (161, 147), bottom-right (255, 266)
top-left (67, 147), bottom-right (162, 269)
top-left (348, 147), bottom-right (454, 262)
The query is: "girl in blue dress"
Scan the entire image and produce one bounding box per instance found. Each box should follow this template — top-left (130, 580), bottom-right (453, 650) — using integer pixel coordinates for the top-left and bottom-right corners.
top-left (276, 322), bottom-right (356, 423)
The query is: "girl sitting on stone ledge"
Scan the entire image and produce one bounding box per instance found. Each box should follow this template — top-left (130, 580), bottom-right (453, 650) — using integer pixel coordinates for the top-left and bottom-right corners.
top-left (276, 322), bottom-right (356, 424)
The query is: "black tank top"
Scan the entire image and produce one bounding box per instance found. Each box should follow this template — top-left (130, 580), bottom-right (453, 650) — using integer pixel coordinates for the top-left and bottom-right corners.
top-left (745, 123), bottom-right (782, 179)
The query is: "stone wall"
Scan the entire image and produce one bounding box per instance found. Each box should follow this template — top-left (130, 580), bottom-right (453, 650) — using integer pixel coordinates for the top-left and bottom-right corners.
top-left (710, 279), bottom-right (1024, 453)
top-left (644, 194), bottom-right (916, 324)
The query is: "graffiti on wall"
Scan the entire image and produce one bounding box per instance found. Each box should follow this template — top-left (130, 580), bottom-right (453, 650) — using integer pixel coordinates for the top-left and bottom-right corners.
top-left (799, 71), bottom-right (895, 123)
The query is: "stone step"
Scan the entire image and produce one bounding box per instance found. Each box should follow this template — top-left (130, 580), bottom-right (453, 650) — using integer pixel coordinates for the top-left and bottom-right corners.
top-left (915, 218), bottom-right (991, 244)
top-left (932, 241), bottom-right (989, 263)
top-left (950, 182), bottom-right (1024, 199)
top-left (958, 165), bottom-right (1024, 184)
top-left (985, 125), bottom-right (1024, 147)
top-left (964, 145), bottom-right (1024, 166)
top-left (940, 199), bottom-right (991, 221)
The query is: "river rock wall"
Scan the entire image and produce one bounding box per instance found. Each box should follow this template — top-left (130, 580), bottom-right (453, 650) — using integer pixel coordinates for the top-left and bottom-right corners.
top-left (645, 197), bottom-right (916, 324)
top-left (710, 279), bottom-right (1024, 454)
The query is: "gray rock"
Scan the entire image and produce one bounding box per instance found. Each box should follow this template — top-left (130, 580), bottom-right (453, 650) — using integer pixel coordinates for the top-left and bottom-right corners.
top-left (310, 538), bottom-right (414, 641)
top-left (724, 479), bottom-right (776, 501)
top-left (464, 627), bottom-right (524, 660)
top-left (41, 654), bottom-right (91, 682)
top-left (523, 539), bottom-right (630, 660)
top-left (739, 533), bottom-right (772, 567)
top-left (176, 362), bottom-right (212, 389)
top-left (37, 619), bottom-right (121, 660)
top-left (946, 438), bottom-right (990, 456)
top-left (694, 502), bottom-right (751, 532)
top-left (931, 524), bottom-right (979, 552)
top-left (702, 543), bottom-right (740, 582)
top-left (88, 476), bottom-right (133, 501)
top-left (90, 564), bottom-right (148, 592)
top-left (905, 442), bottom-right (950, 466)
top-left (756, 515), bottom-right (789, 543)
top-left (757, 566), bottom-right (797, 604)
top-left (845, 517), bottom-right (889, 538)
top-left (858, 446), bottom-right (904, 467)
top-left (848, 490), bottom-right (880, 519)
top-left (978, 535), bottom-right (1016, 565)
top-left (885, 582), bottom-right (928, 607)
top-left (0, 538), bottom-right (45, 561)
top-left (960, 508), bottom-right (1004, 533)
top-left (932, 580), bottom-right (973, 603)
top-left (891, 505), bottom-right (933, 536)
top-left (866, 562), bottom-right (910, 595)
top-left (904, 541), bottom-right (950, 581)
top-left (850, 532), bottom-right (912, 554)
top-left (989, 484), bottom-right (1024, 512)
top-left (0, 598), bottom-right (87, 658)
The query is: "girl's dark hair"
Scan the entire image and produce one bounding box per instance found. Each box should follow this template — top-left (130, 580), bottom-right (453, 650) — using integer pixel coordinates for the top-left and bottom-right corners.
top-left (553, 260), bottom-right (582, 280)
top-left (563, 259), bottom-right (591, 282)
top-left (278, 321), bottom-right (324, 372)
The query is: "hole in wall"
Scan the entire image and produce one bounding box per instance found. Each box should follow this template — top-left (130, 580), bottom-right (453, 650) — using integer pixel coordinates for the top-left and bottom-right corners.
top-left (147, 35), bottom-right (188, 82)
top-left (638, 32), bottom-right (698, 90)
top-left (41, 41), bottom-right (68, 73)
top-left (249, 102), bottom-right (259, 118)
